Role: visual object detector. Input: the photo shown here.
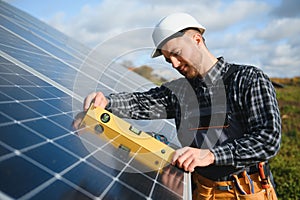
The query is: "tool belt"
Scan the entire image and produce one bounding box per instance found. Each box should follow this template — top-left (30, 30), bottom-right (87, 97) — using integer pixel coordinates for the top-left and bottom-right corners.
top-left (192, 164), bottom-right (278, 200)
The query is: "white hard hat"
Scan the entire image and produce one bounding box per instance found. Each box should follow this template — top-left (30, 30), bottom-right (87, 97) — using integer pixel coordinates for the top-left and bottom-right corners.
top-left (151, 12), bottom-right (206, 58)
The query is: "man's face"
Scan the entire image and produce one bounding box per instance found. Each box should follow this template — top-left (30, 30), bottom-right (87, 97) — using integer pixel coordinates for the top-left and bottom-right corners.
top-left (161, 33), bottom-right (202, 79)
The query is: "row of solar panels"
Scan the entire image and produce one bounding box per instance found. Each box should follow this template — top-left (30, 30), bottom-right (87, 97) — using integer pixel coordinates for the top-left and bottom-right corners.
top-left (0, 1), bottom-right (190, 199)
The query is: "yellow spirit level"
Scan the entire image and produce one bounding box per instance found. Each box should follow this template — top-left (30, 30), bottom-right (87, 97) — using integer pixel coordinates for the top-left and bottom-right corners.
top-left (79, 104), bottom-right (175, 171)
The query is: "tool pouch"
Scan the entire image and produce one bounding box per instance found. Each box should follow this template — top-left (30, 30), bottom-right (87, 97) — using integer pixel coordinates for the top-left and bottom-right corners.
top-left (233, 176), bottom-right (278, 200)
top-left (264, 187), bottom-right (278, 200)
top-left (235, 188), bottom-right (277, 200)
top-left (192, 172), bottom-right (278, 200)
top-left (236, 191), bottom-right (265, 200)
top-left (192, 174), bottom-right (214, 200)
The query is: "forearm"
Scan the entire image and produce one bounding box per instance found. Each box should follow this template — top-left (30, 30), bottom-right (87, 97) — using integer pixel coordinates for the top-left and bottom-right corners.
top-left (105, 87), bottom-right (176, 120)
top-left (211, 128), bottom-right (281, 168)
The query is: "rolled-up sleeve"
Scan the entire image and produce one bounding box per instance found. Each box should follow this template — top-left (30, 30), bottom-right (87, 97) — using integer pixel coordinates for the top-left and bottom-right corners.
top-left (105, 85), bottom-right (178, 120)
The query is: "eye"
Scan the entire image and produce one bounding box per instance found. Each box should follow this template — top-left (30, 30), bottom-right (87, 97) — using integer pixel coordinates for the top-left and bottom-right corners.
top-left (172, 50), bottom-right (181, 56)
top-left (165, 58), bottom-right (171, 63)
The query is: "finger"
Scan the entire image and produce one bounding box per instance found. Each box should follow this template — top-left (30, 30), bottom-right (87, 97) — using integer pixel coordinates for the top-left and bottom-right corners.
top-left (94, 92), bottom-right (108, 108)
top-left (72, 118), bottom-right (81, 130)
top-left (181, 155), bottom-right (194, 172)
top-left (83, 92), bottom-right (97, 111)
top-left (177, 149), bottom-right (192, 169)
top-left (166, 169), bottom-right (176, 187)
top-left (186, 158), bottom-right (197, 172)
top-left (177, 148), bottom-right (201, 172)
top-left (161, 167), bottom-right (170, 184)
top-left (171, 147), bottom-right (188, 165)
top-left (72, 112), bottom-right (87, 130)
top-left (175, 148), bottom-right (192, 169)
top-left (171, 151), bottom-right (181, 165)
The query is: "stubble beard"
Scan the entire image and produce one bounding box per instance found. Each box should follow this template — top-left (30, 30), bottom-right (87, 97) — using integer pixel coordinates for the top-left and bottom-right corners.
top-left (184, 65), bottom-right (200, 79)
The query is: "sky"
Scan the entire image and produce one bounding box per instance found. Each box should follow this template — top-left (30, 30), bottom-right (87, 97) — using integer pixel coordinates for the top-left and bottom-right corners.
top-left (4, 0), bottom-right (300, 78)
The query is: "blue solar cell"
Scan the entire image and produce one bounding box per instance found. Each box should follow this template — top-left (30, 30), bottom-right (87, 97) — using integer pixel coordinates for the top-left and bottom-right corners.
top-left (0, 4), bottom-right (90, 59)
top-left (0, 74), bottom-right (36, 86)
top-left (48, 113), bottom-right (74, 128)
top-left (0, 124), bottom-right (45, 149)
top-left (22, 87), bottom-right (58, 99)
top-left (0, 36), bottom-right (78, 91)
top-left (86, 150), bottom-right (123, 177)
top-left (0, 86), bottom-right (37, 100)
top-left (0, 27), bottom-right (43, 55)
top-left (43, 88), bottom-right (69, 99)
top-left (0, 156), bottom-right (52, 199)
top-left (30, 180), bottom-right (93, 200)
top-left (3, 64), bottom-right (28, 74)
top-left (157, 166), bottom-right (184, 196)
top-left (0, 91), bottom-right (13, 101)
top-left (55, 134), bottom-right (96, 158)
top-left (0, 112), bottom-right (12, 124)
top-left (43, 99), bottom-right (73, 113)
top-left (0, 145), bottom-right (11, 157)
top-left (103, 181), bottom-right (146, 200)
top-left (119, 167), bottom-right (153, 196)
top-left (22, 100), bottom-right (63, 116)
top-left (0, 64), bottom-right (14, 73)
top-left (152, 182), bottom-right (183, 200)
top-left (0, 15), bottom-right (80, 65)
top-left (0, 102), bottom-right (42, 121)
top-left (24, 143), bottom-right (78, 173)
top-left (0, 76), bottom-right (11, 86)
top-left (62, 162), bottom-right (112, 196)
top-left (23, 118), bottom-right (69, 139)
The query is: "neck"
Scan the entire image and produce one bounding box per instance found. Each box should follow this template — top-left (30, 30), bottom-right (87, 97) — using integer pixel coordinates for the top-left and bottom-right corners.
top-left (197, 50), bottom-right (218, 77)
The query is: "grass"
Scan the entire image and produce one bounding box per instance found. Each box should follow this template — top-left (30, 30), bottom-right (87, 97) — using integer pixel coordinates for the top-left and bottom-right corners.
top-left (270, 77), bottom-right (300, 199)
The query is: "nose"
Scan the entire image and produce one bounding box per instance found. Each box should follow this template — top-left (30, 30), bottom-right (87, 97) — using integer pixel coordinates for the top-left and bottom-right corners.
top-left (170, 56), bottom-right (181, 68)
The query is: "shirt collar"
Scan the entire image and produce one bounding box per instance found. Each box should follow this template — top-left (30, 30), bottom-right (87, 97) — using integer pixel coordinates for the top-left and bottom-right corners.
top-left (187, 57), bottom-right (228, 87)
top-left (203, 57), bottom-right (227, 85)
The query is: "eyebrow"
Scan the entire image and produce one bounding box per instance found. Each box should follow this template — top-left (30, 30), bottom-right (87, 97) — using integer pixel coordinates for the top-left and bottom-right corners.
top-left (162, 47), bottom-right (180, 63)
top-left (162, 50), bottom-right (173, 63)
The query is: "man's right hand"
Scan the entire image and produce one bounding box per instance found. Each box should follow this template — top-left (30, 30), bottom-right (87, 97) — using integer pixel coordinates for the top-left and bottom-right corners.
top-left (83, 92), bottom-right (109, 111)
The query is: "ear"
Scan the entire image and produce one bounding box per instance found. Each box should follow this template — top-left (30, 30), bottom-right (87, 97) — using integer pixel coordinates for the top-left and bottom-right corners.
top-left (193, 33), bottom-right (203, 45)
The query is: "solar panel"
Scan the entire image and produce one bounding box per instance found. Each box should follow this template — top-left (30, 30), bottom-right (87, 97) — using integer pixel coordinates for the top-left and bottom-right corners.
top-left (0, 1), bottom-right (191, 199)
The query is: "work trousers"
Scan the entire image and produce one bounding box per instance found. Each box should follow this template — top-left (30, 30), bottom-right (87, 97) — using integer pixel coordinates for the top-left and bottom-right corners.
top-left (192, 172), bottom-right (277, 200)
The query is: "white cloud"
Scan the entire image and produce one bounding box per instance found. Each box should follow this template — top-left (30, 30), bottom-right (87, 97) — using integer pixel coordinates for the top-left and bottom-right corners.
top-left (47, 12), bottom-right (66, 32)
top-left (44, 0), bottom-right (299, 78)
top-left (258, 18), bottom-right (300, 42)
top-left (47, 0), bottom-right (271, 46)
top-left (268, 43), bottom-right (300, 68)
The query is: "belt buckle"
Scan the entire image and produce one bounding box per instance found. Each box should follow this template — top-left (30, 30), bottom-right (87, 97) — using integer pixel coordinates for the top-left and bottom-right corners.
top-left (216, 185), bottom-right (232, 191)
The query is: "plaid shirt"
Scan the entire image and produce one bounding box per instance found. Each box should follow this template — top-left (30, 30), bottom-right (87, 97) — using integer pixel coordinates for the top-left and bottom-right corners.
top-left (106, 57), bottom-right (281, 169)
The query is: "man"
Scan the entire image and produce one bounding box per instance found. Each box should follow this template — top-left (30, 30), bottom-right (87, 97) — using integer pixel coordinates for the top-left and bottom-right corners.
top-left (84, 13), bottom-right (280, 199)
